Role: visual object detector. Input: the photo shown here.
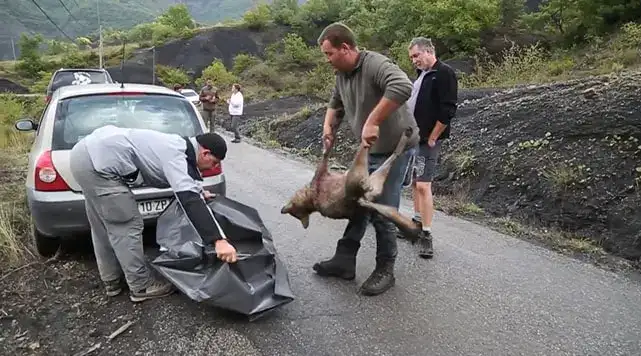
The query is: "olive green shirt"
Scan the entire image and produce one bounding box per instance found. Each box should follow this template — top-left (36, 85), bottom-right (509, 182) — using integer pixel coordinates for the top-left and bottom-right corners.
top-left (329, 50), bottom-right (420, 154)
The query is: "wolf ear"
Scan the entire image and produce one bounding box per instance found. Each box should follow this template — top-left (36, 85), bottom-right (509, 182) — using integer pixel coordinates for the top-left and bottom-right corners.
top-left (281, 202), bottom-right (293, 214)
top-left (300, 214), bottom-right (310, 229)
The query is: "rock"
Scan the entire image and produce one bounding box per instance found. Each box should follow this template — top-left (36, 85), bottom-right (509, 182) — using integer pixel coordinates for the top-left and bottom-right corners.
top-left (582, 87), bottom-right (597, 99)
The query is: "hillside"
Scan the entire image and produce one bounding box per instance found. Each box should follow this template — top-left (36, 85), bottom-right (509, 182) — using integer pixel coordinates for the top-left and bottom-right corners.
top-left (0, 0), bottom-right (258, 60)
top-left (213, 70), bottom-right (641, 266)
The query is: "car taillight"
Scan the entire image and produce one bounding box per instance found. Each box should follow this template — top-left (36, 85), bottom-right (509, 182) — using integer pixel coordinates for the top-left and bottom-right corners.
top-left (45, 95), bottom-right (51, 103)
top-left (201, 162), bottom-right (222, 177)
top-left (34, 150), bottom-right (71, 191)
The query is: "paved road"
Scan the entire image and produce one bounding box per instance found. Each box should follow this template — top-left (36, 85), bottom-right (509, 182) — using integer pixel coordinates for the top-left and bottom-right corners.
top-left (201, 132), bottom-right (641, 356)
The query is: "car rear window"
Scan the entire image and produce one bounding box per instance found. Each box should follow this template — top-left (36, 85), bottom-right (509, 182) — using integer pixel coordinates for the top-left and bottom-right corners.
top-left (51, 94), bottom-right (203, 150)
top-left (49, 71), bottom-right (109, 93)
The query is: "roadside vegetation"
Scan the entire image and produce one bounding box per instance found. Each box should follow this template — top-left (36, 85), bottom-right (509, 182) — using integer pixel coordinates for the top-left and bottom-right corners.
top-left (0, 95), bottom-right (43, 268)
top-left (0, 0), bottom-right (640, 267)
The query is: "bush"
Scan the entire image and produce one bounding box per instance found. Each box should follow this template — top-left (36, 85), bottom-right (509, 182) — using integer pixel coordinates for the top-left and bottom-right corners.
top-left (232, 54), bottom-right (261, 75)
top-left (301, 63), bottom-right (335, 98)
top-left (241, 62), bottom-right (283, 89)
top-left (196, 59), bottom-right (238, 89)
top-left (156, 65), bottom-right (191, 87)
top-left (461, 43), bottom-right (549, 87)
top-left (30, 71), bottom-right (52, 93)
top-left (282, 33), bottom-right (315, 67)
top-left (243, 3), bottom-right (272, 30)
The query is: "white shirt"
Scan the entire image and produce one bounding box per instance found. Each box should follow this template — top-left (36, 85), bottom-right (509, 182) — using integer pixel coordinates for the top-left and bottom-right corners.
top-left (406, 69), bottom-right (429, 117)
top-left (228, 92), bottom-right (243, 116)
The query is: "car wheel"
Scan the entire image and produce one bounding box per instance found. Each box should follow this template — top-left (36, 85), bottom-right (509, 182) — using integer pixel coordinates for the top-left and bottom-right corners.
top-left (31, 224), bottom-right (61, 257)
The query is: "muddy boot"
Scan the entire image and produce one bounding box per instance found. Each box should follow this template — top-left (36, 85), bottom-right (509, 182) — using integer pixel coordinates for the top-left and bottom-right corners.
top-left (418, 230), bottom-right (434, 259)
top-left (104, 278), bottom-right (124, 297)
top-left (312, 239), bottom-right (359, 280)
top-left (360, 259), bottom-right (395, 296)
top-left (129, 278), bottom-right (175, 303)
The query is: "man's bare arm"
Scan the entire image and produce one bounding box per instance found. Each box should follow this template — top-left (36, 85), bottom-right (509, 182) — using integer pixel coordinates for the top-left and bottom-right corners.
top-left (325, 82), bottom-right (344, 130)
top-left (428, 121), bottom-right (448, 142)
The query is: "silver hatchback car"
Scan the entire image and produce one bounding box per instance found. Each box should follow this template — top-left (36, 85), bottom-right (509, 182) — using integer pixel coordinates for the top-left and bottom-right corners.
top-left (15, 83), bottom-right (227, 257)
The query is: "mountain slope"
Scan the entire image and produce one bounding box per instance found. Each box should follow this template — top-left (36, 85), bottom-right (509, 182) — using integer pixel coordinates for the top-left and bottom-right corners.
top-left (0, 0), bottom-right (257, 60)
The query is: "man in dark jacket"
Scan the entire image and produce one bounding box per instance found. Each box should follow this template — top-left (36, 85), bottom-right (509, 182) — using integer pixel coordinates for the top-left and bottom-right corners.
top-left (399, 37), bottom-right (458, 259)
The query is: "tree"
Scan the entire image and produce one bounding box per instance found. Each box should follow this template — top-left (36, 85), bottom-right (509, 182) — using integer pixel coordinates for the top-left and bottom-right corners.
top-left (16, 34), bottom-right (45, 78)
top-left (157, 4), bottom-right (195, 30)
top-left (270, 0), bottom-right (299, 25)
top-left (243, 3), bottom-right (272, 30)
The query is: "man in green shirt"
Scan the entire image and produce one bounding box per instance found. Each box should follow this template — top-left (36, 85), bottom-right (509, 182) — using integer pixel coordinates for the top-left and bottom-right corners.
top-left (199, 79), bottom-right (219, 130)
top-left (313, 22), bottom-right (420, 296)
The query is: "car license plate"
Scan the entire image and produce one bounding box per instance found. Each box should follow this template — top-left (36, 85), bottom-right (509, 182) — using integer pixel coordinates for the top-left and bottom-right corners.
top-left (138, 198), bottom-right (170, 216)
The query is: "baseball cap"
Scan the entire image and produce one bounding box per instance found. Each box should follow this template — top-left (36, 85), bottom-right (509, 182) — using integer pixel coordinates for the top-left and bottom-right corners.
top-left (195, 132), bottom-right (227, 160)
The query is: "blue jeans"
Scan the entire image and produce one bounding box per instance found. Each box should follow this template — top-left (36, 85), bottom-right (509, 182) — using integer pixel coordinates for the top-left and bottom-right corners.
top-left (339, 145), bottom-right (417, 262)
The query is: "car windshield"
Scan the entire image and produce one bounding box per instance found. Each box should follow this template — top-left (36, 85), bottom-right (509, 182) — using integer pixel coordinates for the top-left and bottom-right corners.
top-left (181, 90), bottom-right (198, 97)
top-left (50, 71), bottom-right (109, 92)
top-left (51, 93), bottom-right (202, 150)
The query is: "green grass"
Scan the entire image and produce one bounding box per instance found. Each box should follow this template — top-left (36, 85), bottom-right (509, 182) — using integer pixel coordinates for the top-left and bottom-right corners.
top-left (0, 95), bottom-right (41, 268)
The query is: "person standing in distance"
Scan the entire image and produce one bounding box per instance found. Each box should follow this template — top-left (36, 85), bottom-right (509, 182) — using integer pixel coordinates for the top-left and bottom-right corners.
top-left (228, 83), bottom-right (244, 143)
top-left (313, 22), bottom-right (420, 296)
top-left (200, 79), bottom-right (219, 130)
top-left (399, 37), bottom-right (458, 258)
top-left (69, 125), bottom-right (238, 303)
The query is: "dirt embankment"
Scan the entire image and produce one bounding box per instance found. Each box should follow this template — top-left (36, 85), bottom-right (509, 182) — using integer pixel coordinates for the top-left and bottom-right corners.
top-left (127, 26), bottom-right (288, 79)
top-left (218, 73), bottom-right (641, 263)
top-left (440, 72), bottom-right (641, 260)
top-left (0, 79), bottom-right (29, 94)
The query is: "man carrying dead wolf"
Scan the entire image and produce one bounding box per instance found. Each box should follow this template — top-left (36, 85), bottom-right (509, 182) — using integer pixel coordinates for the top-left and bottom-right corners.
top-left (313, 23), bottom-right (421, 296)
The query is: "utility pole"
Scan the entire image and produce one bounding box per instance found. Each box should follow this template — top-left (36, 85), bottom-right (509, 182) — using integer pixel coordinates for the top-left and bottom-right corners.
top-left (97, 0), bottom-right (103, 68)
top-left (151, 46), bottom-right (156, 85)
top-left (10, 37), bottom-right (16, 61)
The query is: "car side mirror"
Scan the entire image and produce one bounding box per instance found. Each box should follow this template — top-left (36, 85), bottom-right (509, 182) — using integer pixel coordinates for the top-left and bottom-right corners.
top-left (15, 119), bottom-right (38, 132)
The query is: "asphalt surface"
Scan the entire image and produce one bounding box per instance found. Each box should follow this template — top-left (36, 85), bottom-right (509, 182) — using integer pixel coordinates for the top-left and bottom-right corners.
top-left (190, 131), bottom-right (641, 356)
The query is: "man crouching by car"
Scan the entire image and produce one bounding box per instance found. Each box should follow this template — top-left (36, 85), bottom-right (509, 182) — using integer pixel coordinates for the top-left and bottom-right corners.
top-left (69, 125), bottom-right (238, 303)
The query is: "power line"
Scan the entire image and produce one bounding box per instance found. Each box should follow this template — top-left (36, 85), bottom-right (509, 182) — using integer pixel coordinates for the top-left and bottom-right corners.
top-left (27, 0), bottom-right (75, 41)
top-left (57, 0), bottom-right (80, 23)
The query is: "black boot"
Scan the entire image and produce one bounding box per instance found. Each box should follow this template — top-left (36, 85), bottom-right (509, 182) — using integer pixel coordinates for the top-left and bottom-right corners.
top-left (418, 230), bottom-right (434, 259)
top-left (312, 239), bottom-right (359, 280)
top-left (360, 259), bottom-right (395, 296)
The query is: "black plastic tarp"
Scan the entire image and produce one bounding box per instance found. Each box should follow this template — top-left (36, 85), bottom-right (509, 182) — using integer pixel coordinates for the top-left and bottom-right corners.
top-left (150, 195), bottom-right (295, 320)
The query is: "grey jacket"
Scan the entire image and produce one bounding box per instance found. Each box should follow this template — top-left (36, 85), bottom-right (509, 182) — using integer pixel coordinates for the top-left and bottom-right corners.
top-left (82, 125), bottom-right (222, 244)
